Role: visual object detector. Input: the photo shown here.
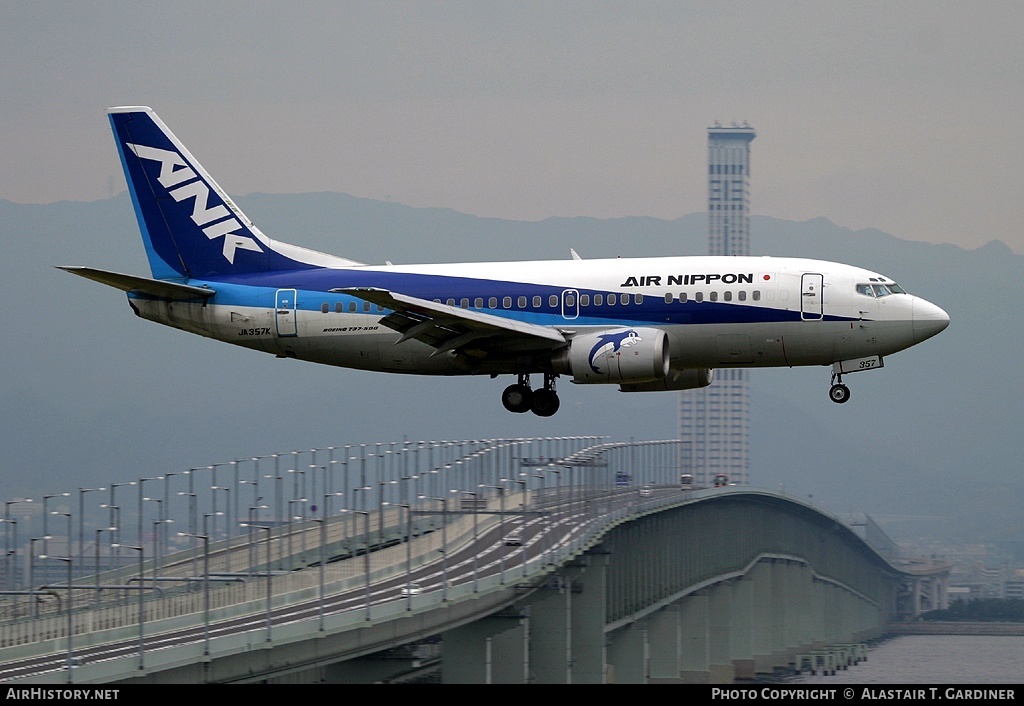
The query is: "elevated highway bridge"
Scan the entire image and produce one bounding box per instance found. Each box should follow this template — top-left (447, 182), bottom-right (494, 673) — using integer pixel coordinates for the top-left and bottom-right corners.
top-left (0, 438), bottom-right (949, 684)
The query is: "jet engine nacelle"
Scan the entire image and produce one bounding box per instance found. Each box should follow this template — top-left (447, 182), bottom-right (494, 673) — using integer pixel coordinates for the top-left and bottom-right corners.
top-left (553, 327), bottom-right (670, 384)
top-left (618, 367), bottom-right (714, 392)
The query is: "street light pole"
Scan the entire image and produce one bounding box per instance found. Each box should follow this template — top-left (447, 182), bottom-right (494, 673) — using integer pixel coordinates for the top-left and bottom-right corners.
top-left (77, 487), bottom-right (105, 571)
top-left (177, 531), bottom-right (210, 655)
top-left (354, 510), bottom-right (371, 621)
top-left (94, 526), bottom-right (115, 601)
top-left (241, 523), bottom-right (273, 642)
top-left (316, 490), bottom-right (344, 632)
top-left (111, 542), bottom-right (144, 670)
top-left (5, 499), bottom-right (33, 591)
top-left (480, 484), bottom-right (507, 584)
top-left (452, 490), bottom-right (479, 592)
top-left (422, 496), bottom-right (449, 601)
top-left (40, 553), bottom-right (73, 682)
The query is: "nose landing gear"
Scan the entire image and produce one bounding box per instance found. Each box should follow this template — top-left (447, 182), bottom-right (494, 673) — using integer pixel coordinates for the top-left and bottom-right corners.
top-left (501, 373), bottom-right (561, 416)
top-left (828, 356), bottom-right (884, 404)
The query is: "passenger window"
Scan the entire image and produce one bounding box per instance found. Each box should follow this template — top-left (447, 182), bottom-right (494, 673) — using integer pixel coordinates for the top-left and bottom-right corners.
top-left (321, 303), bottom-right (329, 314)
top-left (532, 296), bottom-right (541, 308)
top-left (679, 292), bottom-right (687, 303)
top-left (349, 302), bottom-right (357, 312)
top-left (634, 293), bottom-right (643, 305)
top-left (488, 297), bottom-right (497, 308)
top-left (580, 294), bottom-right (590, 306)
top-left (549, 295), bottom-right (558, 307)
top-left (460, 298), bottom-right (469, 309)
top-left (335, 303), bottom-right (343, 313)
top-left (738, 291), bottom-right (746, 301)
top-left (517, 296), bottom-right (527, 308)
top-left (695, 292), bottom-right (704, 302)
top-left (446, 298), bottom-right (456, 306)
top-left (503, 296), bottom-right (512, 308)
top-left (565, 294), bottom-right (576, 307)
top-left (376, 304), bottom-right (384, 312)
top-left (724, 291), bottom-right (732, 302)
top-left (607, 294), bottom-right (615, 306)
top-left (665, 293), bottom-right (674, 304)
top-left (594, 293), bottom-right (604, 306)
top-left (474, 297), bottom-right (484, 308)
top-left (362, 301), bottom-right (371, 312)
top-left (620, 293), bottom-right (629, 305)
top-left (752, 291), bottom-right (761, 301)
top-left (710, 292), bottom-right (718, 302)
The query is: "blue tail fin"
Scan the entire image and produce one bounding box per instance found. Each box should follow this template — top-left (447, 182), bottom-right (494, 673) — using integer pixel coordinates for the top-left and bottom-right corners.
top-left (109, 107), bottom-right (359, 280)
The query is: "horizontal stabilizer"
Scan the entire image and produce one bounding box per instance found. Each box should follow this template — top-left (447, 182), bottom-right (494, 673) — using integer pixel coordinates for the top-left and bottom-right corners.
top-left (57, 266), bottom-right (215, 300)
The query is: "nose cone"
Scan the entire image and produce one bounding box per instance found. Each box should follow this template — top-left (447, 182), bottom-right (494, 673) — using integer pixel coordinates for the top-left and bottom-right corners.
top-left (912, 298), bottom-right (950, 343)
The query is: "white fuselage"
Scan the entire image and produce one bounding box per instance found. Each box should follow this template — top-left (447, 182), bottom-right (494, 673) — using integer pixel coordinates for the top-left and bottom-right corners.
top-left (128, 255), bottom-right (948, 378)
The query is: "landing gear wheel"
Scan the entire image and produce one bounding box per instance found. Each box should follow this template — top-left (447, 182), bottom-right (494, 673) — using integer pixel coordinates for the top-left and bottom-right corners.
top-left (829, 383), bottom-right (851, 404)
top-left (530, 388), bottom-right (560, 417)
top-left (502, 384), bottom-right (533, 413)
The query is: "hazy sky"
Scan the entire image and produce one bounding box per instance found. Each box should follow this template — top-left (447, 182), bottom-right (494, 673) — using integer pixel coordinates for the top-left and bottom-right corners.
top-left (3, 1), bottom-right (1022, 253)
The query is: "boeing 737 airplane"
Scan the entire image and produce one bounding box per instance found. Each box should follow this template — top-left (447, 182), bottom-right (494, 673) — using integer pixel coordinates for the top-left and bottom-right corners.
top-left (61, 107), bottom-right (949, 417)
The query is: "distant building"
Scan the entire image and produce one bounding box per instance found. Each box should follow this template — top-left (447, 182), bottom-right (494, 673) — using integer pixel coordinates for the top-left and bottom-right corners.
top-left (678, 124), bottom-right (755, 486)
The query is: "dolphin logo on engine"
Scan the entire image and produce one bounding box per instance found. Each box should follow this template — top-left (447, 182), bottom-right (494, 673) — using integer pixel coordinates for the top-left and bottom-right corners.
top-left (588, 329), bottom-right (643, 374)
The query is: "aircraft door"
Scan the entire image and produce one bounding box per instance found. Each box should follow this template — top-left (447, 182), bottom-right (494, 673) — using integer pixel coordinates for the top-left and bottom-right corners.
top-left (275, 288), bottom-right (298, 337)
top-left (561, 289), bottom-right (579, 320)
top-left (800, 273), bottom-right (824, 321)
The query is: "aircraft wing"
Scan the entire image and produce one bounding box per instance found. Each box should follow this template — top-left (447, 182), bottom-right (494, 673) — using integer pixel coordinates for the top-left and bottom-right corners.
top-left (58, 266), bottom-right (216, 300)
top-left (336, 287), bottom-right (566, 356)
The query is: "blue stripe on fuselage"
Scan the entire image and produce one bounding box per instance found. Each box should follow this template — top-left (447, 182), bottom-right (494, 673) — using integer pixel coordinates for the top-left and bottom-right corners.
top-left (175, 269), bottom-right (855, 328)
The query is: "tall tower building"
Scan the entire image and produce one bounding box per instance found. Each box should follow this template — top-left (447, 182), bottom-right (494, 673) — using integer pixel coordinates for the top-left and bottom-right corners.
top-left (678, 123), bottom-right (755, 486)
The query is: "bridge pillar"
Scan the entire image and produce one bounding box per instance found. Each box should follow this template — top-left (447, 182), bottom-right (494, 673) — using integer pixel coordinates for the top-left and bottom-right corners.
top-left (845, 584), bottom-right (864, 641)
top-left (678, 592), bottom-right (710, 683)
top-left (647, 606), bottom-right (681, 683)
top-left (730, 576), bottom-right (755, 679)
top-left (748, 560), bottom-right (781, 674)
top-left (795, 563), bottom-right (818, 650)
top-left (708, 581), bottom-right (735, 683)
top-left (441, 612), bottom-right (528, 684)
top-left (773, 559), bottom-right (796, 667)
top-left (565, 555), bottom-right (608, 683)
top-left (821, 581), bottom-right (840, 644)
top-left (607, 623), bottom-right (648, 683)
top-left (527, 577), bottom-right (572, 684)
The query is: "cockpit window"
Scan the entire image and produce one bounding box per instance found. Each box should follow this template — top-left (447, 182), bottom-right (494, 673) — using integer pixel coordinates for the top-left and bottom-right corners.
top-left (857, 282), bottom-right (908, 298)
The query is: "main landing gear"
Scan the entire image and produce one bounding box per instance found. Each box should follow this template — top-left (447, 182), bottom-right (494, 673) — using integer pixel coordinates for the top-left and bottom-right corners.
top-left (502, 373), bottom-right (561, 417)
top-left (829, 371), bottom-right (851, 404)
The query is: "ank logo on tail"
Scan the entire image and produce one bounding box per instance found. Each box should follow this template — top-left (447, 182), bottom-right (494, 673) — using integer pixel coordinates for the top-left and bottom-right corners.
top-left (124, 141), bottom-right (263, 264)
